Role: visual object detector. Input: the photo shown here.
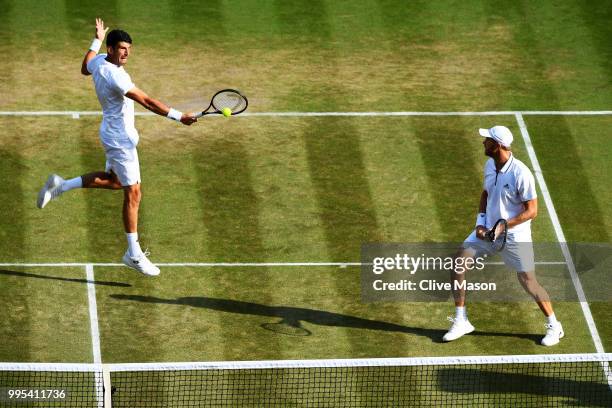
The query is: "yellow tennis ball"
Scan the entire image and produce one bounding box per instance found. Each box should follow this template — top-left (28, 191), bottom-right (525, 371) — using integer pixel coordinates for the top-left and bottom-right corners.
top-left (222, 107), bottom-right (232, 117)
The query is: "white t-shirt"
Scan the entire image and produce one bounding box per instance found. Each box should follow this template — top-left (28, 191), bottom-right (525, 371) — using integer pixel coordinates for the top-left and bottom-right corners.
top-left (483, 154), bottom-right (537, 233)
top-left (86, 54), bottom-right (139, 148)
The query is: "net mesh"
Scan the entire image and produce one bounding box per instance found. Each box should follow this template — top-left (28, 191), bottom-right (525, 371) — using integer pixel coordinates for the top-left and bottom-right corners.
top-left (109, 361), bottom-right (612, 407)
top-left (0, 368), bottom-right (102, 407)
top-left (1, 355), bottom-right (610, 407)
top-left (212, 91), bottom-right (247, 113)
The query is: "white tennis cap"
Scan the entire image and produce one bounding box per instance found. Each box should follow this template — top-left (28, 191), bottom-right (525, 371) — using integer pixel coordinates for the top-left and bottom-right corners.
top-left (478, 126), bottom-right (513, 147)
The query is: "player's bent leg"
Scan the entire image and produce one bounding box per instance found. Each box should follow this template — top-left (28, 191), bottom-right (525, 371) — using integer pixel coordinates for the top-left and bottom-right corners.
top-left (81, 171), bottom-right (123, 189)
top-left (517, 271), bottom-right (564, 346)
top-left (38, 170), bottom-right (122, 208)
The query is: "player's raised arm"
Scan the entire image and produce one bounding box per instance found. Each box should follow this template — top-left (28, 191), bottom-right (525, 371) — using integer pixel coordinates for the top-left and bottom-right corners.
top-left (125, 87), bottom-right (198, 126)
top-left (81, 18), bottom-right (108, 76)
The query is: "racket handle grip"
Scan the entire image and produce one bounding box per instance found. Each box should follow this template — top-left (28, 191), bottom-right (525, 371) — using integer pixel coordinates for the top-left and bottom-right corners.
top-left (194, 112), bottom-right (204, 119)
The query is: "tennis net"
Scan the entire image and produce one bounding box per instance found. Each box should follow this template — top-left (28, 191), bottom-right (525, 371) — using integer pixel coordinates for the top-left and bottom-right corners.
top-left (1, 353), bottom-right (611, 407)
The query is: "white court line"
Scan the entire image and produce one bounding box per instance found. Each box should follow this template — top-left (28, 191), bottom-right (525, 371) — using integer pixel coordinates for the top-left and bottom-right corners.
top-left (85, 264), bottom-right (102, 364)
top-left (515, 113), bottom-right (610, 390)
top-left (0, 261), bottom-right (566, 267)
top-left (0, 110), bottom-right (611, 117)
top-left (85, 264), bottom-right (104, 407)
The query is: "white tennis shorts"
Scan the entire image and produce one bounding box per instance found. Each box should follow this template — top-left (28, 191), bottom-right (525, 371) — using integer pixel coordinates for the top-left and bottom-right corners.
top-left (104, 145), bottom-right (141, 187)
top-left (462, 229), bottom-right (535, 273)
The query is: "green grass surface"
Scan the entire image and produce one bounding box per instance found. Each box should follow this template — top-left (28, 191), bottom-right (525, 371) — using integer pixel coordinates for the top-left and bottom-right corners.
top-left (0, 267), bottom-right (92, 362)
top-left (0, 0), bottom-right (610, 405)
top-left (0, 115), bottom-right (603, 364)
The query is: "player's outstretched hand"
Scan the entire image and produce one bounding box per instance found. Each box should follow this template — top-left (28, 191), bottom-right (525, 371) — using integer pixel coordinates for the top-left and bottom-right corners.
top-left (95, 18), bottom-right (109, 41)
top-left (180, 113), bottom-right (198, 126)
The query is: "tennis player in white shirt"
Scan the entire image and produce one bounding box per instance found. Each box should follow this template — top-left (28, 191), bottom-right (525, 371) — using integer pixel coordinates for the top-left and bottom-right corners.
top-left (37, 18), bottom-right (197, 276)
top-left (443, 125), bottom-right (564, 346)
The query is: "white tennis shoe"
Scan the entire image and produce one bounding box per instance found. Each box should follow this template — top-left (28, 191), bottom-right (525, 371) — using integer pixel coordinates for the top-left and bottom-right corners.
top-left (443, 317), bottom-right (475, 342)
top-left (36, 174), bottom-right (65, 209)
top-left (122, 250), bottom-right (160, 276)
top-left (541, 322), bottom-right (564, 346)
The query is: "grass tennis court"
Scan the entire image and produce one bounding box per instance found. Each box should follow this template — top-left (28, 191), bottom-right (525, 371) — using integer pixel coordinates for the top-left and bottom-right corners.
top-left (1, 114), bottom-right (609, 359)
top-left (0, 0), bottom-right (610, 405)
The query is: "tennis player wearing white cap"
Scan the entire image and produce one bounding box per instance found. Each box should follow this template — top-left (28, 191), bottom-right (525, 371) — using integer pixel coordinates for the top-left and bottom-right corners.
top-left (443, 125), bottom-right (564, 346)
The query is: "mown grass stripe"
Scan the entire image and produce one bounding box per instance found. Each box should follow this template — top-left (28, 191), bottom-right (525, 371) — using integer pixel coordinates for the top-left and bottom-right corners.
top-left (515, 112), bottom-right (606, 358)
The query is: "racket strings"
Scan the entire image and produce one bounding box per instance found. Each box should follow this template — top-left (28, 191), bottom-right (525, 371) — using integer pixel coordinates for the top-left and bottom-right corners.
top-left (213, 92), bottom-right (247, 112)
top-left (490, 221), bottom-right (507, 251)
top-left (493, 224), bottom-right (506, 241)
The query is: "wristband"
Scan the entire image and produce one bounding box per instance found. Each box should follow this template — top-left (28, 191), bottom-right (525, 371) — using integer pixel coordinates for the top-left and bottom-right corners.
top-left (89, 38), bottom-right (102, 53)
top-left (167, 108), bottom-right (183, 122)
top-left (475, 212), bottom-right (486, 228)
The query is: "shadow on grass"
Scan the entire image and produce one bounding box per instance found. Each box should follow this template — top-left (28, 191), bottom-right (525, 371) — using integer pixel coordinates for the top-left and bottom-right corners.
top-left (109, 294), bottom-right (541, 343)
top-left (469, 330), bottom-right (540, 344)
top-left (437, 367), bottom-right (612, 407)
top-left (111, 294), bottom-right (441, 340)
top-left (0, 269), bottom-right (130, 287)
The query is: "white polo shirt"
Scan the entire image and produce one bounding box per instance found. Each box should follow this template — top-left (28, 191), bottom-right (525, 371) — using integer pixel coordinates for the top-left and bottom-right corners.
top-left (483, 154), bottom-right (537, 234)
top-left (86, 54), bottom-right (139, 149)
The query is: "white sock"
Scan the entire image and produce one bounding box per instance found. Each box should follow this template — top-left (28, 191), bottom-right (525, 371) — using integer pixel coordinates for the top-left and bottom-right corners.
top-left (126, 232), bottom-right (143, 257)
top-left (546, 313), bottom-right (558, 325)
top-left (61, 176), bottom-right (82, 192)
top-left (455, 306), bottom-right (467, 320)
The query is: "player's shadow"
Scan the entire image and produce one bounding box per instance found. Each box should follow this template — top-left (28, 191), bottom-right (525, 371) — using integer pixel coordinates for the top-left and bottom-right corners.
top-left (468, 330), bottom-right (541, 344)
top-left (0, 269), bottom-right (131, 287)
top-left (111, 294), bottom-right (443, 339)
top-left (437, 367), bottom-right (612, 407)
top-left (110, 294), bottom-right (539, 343)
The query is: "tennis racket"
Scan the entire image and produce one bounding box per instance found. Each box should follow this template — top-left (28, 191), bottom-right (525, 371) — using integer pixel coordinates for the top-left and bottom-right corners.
top-left (486, 219), bottom-right (508, 252)
top-left (194, 89), bottom-right (248, 118)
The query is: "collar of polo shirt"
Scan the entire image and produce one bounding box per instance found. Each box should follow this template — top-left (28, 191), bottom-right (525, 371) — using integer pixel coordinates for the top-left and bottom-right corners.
top-left (498, 153), bottom-right (514, 173)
